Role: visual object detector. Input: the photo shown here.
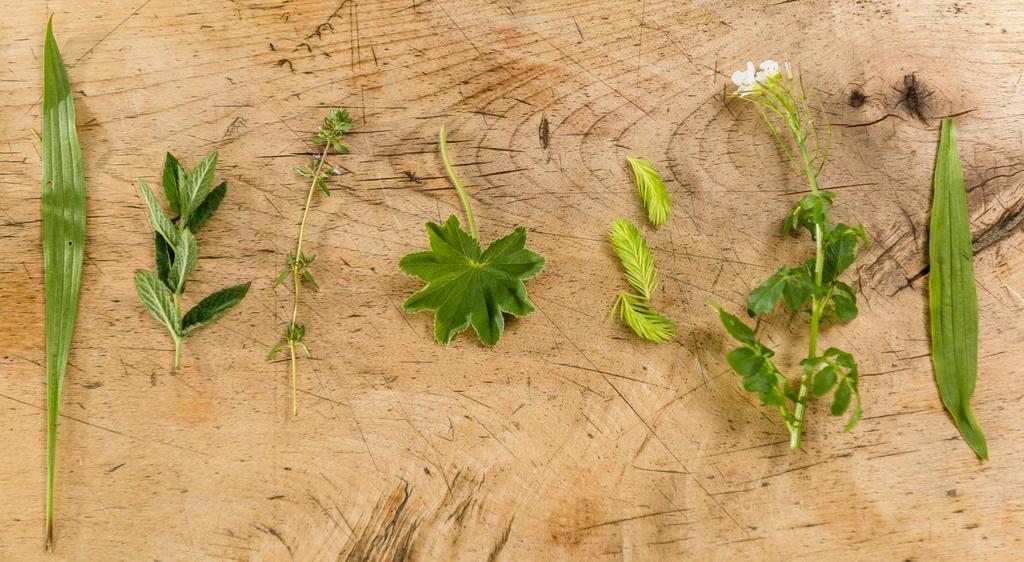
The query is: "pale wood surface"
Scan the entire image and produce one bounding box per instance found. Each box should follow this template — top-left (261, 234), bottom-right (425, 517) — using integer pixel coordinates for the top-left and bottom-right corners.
top-left (3, 0), bottom-right (1024, 560)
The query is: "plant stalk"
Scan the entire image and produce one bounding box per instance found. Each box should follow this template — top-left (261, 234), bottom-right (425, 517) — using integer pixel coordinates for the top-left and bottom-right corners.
top-left (45, 407), bottom-right (57, 551)
top-left (790, 145), bottom-right (825, 449)
top-left (439, 124), bottom-right (477, 238)
top-left (288, 340), bottom-right (298, 416)
top-left (286, 143), bottom-right (330, 416)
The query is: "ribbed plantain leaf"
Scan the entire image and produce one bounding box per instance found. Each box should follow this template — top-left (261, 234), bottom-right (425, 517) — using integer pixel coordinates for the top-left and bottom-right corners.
top-left (929, 118), bottom-right (987, 460)
top-left (41, 19), bottom-right (86, 551)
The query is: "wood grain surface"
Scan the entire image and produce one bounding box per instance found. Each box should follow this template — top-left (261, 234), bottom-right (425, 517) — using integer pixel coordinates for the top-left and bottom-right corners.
top-left (3, 0), bottom-right (1024, 560)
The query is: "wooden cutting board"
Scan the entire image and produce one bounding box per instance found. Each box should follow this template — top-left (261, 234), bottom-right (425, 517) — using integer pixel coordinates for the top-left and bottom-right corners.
top-left (2, 0), bottom-right (1022, 559)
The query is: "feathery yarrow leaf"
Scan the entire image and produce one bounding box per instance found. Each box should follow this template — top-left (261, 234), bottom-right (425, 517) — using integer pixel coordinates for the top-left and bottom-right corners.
top-left (614, 292), bottom-right (676, 342)
top-left (626, 156), bottom-right (671, 226)
top-left (608, 218), bottom-right (657, 299)
top-left (608, 219), bottom-right (675, 342)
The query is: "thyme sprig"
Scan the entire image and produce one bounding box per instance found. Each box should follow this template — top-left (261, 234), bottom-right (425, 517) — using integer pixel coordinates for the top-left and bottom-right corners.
top-left (268, 109), bottom-right (351, 415)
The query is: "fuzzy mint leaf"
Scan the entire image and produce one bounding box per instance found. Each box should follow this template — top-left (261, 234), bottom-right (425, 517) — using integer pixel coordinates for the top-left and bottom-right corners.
top-left (181, 282), bottom-right (251, 334)
top-left (181, 152), bottom-right (218, 217)
top-left (185, 180), bottom-right (226, 232)
top-left (161, 152), bottom-right (183, 214)
top-left (138, 179), bottom-right (180, 247)
top-left (167, 228), bottom-right (198, 293)
top-left (134, 269), bottom-right (180, 337)
top-left (399, 215), bottom-right (544, 346)
top-left (154, 233), bottom-right (173, 287)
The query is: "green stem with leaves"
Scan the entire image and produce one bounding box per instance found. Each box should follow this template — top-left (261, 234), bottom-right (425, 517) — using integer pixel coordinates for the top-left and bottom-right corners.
top-left (790, 141), bottom-right (825, 448)
top-left (286, 145), bottom-right (328, 416)
top-left (269, 108), bottom-right (351, 416)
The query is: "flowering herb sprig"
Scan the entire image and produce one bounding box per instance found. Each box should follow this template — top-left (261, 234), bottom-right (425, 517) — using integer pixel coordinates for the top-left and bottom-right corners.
top-left (713, 61), bottom-right (868, 449)
top-left (268, 109), bottom-right (351, 415)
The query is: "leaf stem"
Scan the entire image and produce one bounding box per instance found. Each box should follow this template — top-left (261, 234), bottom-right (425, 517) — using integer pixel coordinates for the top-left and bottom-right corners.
top-left (439, 124), bottom-right (477, 239)
top-left (790, 143), bottom-right (826, 449)
top-left (288, 340), bottom-right (298, 416)
top-left (45, 410), bottom-right (56, 551)
top-left (173, 292), bottom-right (182, 370)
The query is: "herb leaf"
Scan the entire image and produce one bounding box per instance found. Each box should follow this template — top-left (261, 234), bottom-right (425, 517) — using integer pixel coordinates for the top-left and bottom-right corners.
top-left (608, 219), bottom-right (657, 299)
top-left (138, 179), bottom-right (180, 247)
top-left (136, 152), bottom-right (248, 369)
top-left (182, 282), bottom-right (251, 334)
top-left (185, 180), bottom-right (226, 232)
top-left (400, 215), bottom-right (544, 346)
top-left (134, 269), bottom-right (180, 336)
top-left (154, 233), bottom-right (173, 286)
top-left (626, 156), bottom-right (671, 226)
top-left (161, 152), bottom-right (183, 214)
top-left (929, 118), bottom-right (987, 459)
top-left (747, 266), bottom-right (816, 316)
top-left (608, 219), bottom-right (675, 341)
top-left (615, 292), bottom-right (676, 342)
top-left (180, 152), bottom-right (218, 217)
top-left (41, 19), bottom-right (86, 550)
top-left (167, 228), bottom-right (198, 293)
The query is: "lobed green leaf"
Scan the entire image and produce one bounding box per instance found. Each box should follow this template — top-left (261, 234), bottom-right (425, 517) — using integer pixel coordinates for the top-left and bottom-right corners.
top-left (400, 216), bottom-right (544, 346)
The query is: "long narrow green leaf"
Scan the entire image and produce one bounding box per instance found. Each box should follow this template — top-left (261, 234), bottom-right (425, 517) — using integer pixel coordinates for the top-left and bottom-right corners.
top-left (929, 118), bottom-right (987, 459)
top-left (41, 19), bottom-right (86, 551)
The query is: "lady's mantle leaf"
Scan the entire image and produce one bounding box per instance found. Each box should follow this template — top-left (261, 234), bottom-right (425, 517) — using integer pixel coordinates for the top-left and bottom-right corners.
top-left (399, 215), bottom-right (544, 346)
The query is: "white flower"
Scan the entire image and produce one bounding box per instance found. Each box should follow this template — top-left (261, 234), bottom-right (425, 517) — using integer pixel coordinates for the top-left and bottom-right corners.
top-left (756, 60), bottom-right (780, 82)
top-left (731, 59), bottom-right (785, 97)
top-left (731, 61), bottom-right (758, 96)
